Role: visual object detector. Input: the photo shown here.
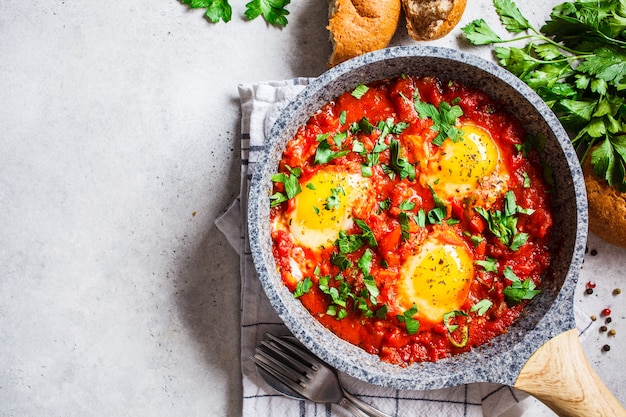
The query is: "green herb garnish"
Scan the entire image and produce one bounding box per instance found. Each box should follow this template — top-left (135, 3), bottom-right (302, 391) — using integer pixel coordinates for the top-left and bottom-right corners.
top-left (502, 266), bottom-right (542, 305)
top-left (314, 136), bottom-right (350, 164)
top-left (471, 299), bottom-right (493, 316)
top-left (443, 310), bottom-right (468, 333)
top-left (351, 84), bottom-right (369, 99)
top-left (414, 97), bottom-right (464, 146)
top-left (293, 277), bottom-right (313, 298)
top-left (181, 0), bottom-right (290, 26)
top-left (462, 0), bottom-right (626, 191)
top-left (475, 190), bottom-right (532, 251)
top-left (389, 140), bottom-right (416, 180)
top-left (270, 166), bottom-right (302, 207)
top-left (475, 257), bottom-right (498, 272)
top-left (397, 304), bottom-right (420, 335)
top-left (244, 0), bottom-right (290, 26)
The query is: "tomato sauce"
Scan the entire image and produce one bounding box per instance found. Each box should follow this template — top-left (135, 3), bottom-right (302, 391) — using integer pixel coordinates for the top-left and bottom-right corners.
top-left (269, 75), bottom-right (553, 366)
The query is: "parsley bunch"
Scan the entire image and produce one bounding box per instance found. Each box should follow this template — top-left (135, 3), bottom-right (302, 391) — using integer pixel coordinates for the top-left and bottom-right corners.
top-left (462, 0), bottom-right (626, 191)
top-left (181, 0), bottom-right (290, 27)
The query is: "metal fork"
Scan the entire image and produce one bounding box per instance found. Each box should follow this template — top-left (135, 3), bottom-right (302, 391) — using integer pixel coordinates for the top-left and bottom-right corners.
top-left (251, 333), bottom-right (391, 417)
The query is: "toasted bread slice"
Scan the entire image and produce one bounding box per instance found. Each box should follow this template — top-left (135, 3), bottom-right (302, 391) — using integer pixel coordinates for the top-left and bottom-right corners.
top-left (583, 151), bottom-right (626, 248)
top-left (402, 0), bottom-right (467, 41)
top-left (327, 0), bottom-right (401, 67)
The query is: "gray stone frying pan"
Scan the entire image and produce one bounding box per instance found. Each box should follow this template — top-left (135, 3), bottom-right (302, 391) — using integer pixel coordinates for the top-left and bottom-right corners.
top-left (247, 46), bottom-right (625, 416)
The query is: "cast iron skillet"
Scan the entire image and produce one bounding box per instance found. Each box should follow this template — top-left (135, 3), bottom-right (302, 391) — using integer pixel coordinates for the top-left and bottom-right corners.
top-left (247, 46), bottom-right (625, 416)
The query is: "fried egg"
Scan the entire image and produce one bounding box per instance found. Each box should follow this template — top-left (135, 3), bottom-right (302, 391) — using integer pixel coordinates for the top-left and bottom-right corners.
top-left (288, 168), bottom-right (373, 250)
top-left (422, 124), bottom-right (509, 206)
top-left (398, 229), bottom-right (474, 324)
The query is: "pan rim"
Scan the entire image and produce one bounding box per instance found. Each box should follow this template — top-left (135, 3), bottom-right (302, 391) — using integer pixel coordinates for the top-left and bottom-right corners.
top-left (248, 45), bottom-right (588, 390)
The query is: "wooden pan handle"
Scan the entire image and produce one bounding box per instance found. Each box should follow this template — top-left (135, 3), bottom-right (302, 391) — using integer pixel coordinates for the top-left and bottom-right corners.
top-left (514, 328), bottom-right (626, 416)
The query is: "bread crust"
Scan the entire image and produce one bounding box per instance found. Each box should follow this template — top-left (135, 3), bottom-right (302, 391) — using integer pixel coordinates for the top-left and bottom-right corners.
top-left (402, 0), bottom-right (467, 41)
top-left (327, 0), bottom-right (401, 67)
top-left (583, 152), bottom-right (626, 248)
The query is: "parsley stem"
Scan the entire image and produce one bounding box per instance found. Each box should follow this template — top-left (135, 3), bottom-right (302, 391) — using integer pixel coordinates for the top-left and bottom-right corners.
top-left (497, 32), bottom-right (592, 57)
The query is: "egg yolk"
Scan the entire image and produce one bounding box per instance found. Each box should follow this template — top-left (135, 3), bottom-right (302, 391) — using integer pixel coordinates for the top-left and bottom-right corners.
top-left (289, 170), bottom-right (366, 249)
top-left (428, 124), bottom-right (499, 198)
top-left (399, 231), bottom-right (474, 324)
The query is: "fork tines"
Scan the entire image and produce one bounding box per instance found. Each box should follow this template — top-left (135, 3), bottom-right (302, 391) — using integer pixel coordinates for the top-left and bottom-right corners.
top-left (251, 333), bottom-right (319, 390)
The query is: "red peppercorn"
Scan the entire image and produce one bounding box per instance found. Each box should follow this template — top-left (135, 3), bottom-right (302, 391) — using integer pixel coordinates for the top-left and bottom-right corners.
top-left (586, 281), bottom-right (596, 289)
top-left (601, 308), bottom-right (612, 317)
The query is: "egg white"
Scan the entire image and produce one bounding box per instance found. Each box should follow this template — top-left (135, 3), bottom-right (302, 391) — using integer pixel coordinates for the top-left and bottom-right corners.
top-left (421, 123), bottom-right (509, 207)
top-left (286, 168), bottom-right (374, 250)
top-left (398, 228), bottom-right (474, 324)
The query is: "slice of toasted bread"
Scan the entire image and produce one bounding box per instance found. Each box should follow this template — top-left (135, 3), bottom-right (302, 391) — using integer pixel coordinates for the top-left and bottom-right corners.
top-left (327, 0), bottom-right (401, 67)
top-left (583, 152), bottom-right (626, 248)
top-left (402, 0), bottom-right (467, 41)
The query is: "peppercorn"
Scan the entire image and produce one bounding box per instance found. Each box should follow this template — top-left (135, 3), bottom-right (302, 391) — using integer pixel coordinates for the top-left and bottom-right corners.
top-left (602, 344), bottom-right (611, 352)
top-left (590, 315), bottom-right (597, 321)
top-left (613, 288), bottom-right (621, 295)
top-left (609, 329), bottom-right (616, 336)
top-left (600, 326), bottom-right (608, 332)
top-left (585, 288), bottom-right (594, 295)
top-left (606, 317), bottom-right (612, 324)
top-left (601, 308), bottom-right (612, 317)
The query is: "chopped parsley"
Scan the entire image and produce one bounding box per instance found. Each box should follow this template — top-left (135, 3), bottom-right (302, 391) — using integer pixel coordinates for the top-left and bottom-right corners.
top-left (471, 299), bottom-right (493, 315)
top-left (397, 304), bottom-right (420, 335)
top-left (324, 186), bottom-right (345, 210)
top-left (314, 135), bottom-right (350, 164)
top-left (475, 257), bottom-right (498, 272)
top-left (502, 266), bottom-right (542, 306)
top-left (293, 277), bottom-right (313, 298)
top-left (475, 190), bottom-right (533, 251)
top-left (443, 310), bottom-right (468, 333)
top-left (270, 166), bottom-right (301, 207)
top-left (414, 96), bottom-right (464, 146)
top-left (351, 84), bottom-right (369, 99)
top-left (389, 140), bottom-right (416, 180)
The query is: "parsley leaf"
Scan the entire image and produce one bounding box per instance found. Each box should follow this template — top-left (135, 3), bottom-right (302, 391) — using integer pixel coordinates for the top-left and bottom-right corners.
top-left (270, 166), bottom-right (301, 207)
top-left (461, 19), bottom-right (503, 45)
top-left (443, 310), bottom-right (468, 333)
top-left (335, 230), bottom-right (364, 254)
top-left (494, 0), bottom-right (532, 33)
top-left (293, 277), bottom-right (313, 298)
top-left (389, 140), bottom-right (416, 180)
top-left (354, 219), bottom-right (377, 247)
top-left (414, 98), bottom-right (464, 146)
top-left (314, 137), bottom-right (350, 164)
top-left (502, 266), bottom-right (541, 305)
top-left (576, 48), bottom-right (626, 87)
top-left (398, 212), bottom-right (411, 241)
top-left (475, 191), bottom-right (532, 250)
top-left (325, 186), bottom-right (345, 210)
top-left (182, 0), bottom-right (232, 23)
top-left (471, 299), bottom-right (493, 315)
top-left (330, 252), bottom-right (352, 270)
top-left (475, 257), bottom-right (498, 272)
top-left (397, 304), bottom-right (420, 335)
top-left (351, 84), bottom-right (369, 99)
top-left (245, 0), bottom-right (290, 27)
